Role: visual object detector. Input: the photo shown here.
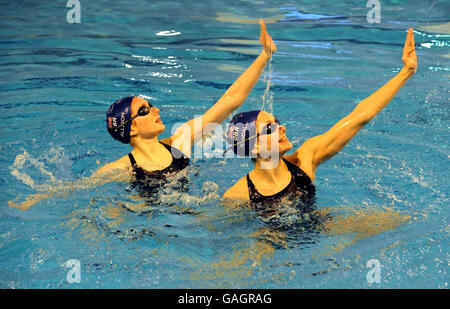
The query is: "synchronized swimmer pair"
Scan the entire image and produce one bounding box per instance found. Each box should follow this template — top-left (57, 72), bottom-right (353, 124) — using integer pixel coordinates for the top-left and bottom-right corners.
top-left (10, 20), bottom-right (418, 214)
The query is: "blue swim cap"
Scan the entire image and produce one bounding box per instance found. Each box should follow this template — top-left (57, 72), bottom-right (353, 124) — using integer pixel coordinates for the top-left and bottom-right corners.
top-left (106, 96), bottom-right (134, 144)
top-left (226, 110), bottom-right (261, 157)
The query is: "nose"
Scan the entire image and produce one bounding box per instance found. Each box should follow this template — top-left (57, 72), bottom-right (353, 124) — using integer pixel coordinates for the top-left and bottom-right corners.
top-left (279, 125), bottom-right (286, 134)
top-left (152, 107), bottom-right (160, 115)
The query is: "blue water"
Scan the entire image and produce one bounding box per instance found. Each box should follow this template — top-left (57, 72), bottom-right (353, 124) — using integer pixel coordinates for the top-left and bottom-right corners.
top-left (1, 0), bottom-right (448, 288)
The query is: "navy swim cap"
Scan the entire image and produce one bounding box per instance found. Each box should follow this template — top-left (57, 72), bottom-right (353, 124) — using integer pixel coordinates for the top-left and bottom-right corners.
top-left (106, 96), bottom-right (134, 144)
top-left (226, 110), bottom-right (261, 157)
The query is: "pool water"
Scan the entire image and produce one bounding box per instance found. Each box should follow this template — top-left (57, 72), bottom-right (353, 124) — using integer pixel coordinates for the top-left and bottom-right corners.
top-left (1, 0), bottom-right (448, 288)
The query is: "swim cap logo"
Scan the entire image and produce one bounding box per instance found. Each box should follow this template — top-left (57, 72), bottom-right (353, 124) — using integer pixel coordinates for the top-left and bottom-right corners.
top-left (232, 126), bottom-right (239, 141)
top-left (120, 112), bottom-right (126, 137)
top-left (107, 113), bottom-right (126, 137)
top-left (111, 117), bottom-right (118, 131)
top-left (229, 123), bottom-right (249, 143)
top-left (106, 96), bottom-right (133, 144)
top-left (241, 123), bottom-right (248, 141)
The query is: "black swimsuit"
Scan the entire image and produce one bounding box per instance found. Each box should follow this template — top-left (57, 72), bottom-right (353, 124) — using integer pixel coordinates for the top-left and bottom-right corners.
top-left (246, 158), bottom-right (316, 213)
top-left (128, 142), bottom-right (190, 199)
top-left (246, 159), bottom-right (325, 232)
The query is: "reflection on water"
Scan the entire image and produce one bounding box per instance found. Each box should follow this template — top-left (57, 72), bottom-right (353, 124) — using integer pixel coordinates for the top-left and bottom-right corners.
top-left (175, 204), bottom-right (408, 287)
top-left (63, 187), bottom-right (412, 287)
top-left (215, 12), bottom-right (282, 24)
top-left (418, 22), bottom-right (450, 35)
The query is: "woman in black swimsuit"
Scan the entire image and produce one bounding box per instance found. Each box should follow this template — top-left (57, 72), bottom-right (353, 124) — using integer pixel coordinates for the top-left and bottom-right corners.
top-left (223, 29), bottom-right (418, 212)
top-left (10, 21), bottom-right (277, 210)
top-left (127, 141), bottom-right (190, 200)
top-left (96, 20), bottom-right (277, 190)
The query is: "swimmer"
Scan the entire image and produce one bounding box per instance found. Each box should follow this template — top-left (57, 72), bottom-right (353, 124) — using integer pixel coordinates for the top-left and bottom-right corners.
top-left (223, 28), bottom-right (418, 208)
top-left (98, 20), bottom-right (276, 176)
top-left (10, 20), bottom-right (277, 210)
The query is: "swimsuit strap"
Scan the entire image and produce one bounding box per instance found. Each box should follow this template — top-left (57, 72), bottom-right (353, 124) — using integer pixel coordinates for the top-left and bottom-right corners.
top-left (282, 158), bottom-right (313, 187)
top-left (246, 173), bottom-right (261, 203)
top-left (128, 152), bottom-right (138, 168)
top-left (160, 142), bottom-right (190, 170)
top-left (160, 142), bottom-right (184, 161)
top-left (282, 158), bottom-right (316, 211)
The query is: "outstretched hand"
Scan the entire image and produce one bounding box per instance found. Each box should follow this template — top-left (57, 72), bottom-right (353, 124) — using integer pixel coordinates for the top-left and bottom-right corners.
top-left (259, 19), bottom-right (277, 55)
top-left (402, 28), bottom-right (417, 75)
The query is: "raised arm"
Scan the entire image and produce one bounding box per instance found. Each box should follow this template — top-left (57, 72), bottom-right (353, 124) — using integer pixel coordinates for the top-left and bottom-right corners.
top-left (292, 28), bottom-right (417, 181)
top-left (162, 20), bottom-right (277, 155)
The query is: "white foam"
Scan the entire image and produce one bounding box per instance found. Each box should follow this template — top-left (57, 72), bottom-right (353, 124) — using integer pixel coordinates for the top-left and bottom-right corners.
top-left (10, 150), bottom-right (57, 189)
top-left (261, 55), bottom-right (274, 113)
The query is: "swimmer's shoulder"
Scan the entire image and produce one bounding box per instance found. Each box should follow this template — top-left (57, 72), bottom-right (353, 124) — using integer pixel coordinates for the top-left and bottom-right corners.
top-left (283, 150), bottom-right (316, 183)
top-left (223, 176), bottom-right (250, 200)
top-left (94, 155), bottom-right (132, 176)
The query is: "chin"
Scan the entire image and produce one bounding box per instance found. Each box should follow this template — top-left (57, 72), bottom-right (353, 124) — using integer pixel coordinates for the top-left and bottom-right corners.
top-left (150, 125), bottom-right (165, 138)
top-left (279, 140), bottom-right (293, 153)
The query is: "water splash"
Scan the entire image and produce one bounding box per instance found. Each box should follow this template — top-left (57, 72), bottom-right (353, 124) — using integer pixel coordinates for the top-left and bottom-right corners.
top-left (261, 55), bottom-right (274, 114)
top-left (10, 149), bottom-right (57, 189)
top-left (8, 148), bottom-right (129, 210)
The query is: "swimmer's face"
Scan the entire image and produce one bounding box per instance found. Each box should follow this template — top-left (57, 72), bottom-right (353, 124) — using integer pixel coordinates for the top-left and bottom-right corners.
top-left (252, 111), bottom-right (292, 159)
top-left (129, 97), bottom-right (165, 140)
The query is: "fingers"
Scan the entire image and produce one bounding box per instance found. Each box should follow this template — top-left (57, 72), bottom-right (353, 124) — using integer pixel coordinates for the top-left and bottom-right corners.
top-left (403, 28), bottom-right (415, 56)
top-left (259, 19), bottom-right (276, 54)
top-left (409, 28), bottom-right (416, 54)
top-left (260, 19), bottom-right (267, 36)
top-left (259, 19), bottom-right (268, 47)
top-left (401, 28), bottom-right (417, 72)
top-left (408, 28), bottom-right (413, 43)
top-left (407, 28), bottom-right (413, 49)
top-left (403, 29), bottom-right (410, 51)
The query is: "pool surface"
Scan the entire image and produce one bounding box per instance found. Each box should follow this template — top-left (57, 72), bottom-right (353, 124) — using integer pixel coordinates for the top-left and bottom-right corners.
top-left (0, 0), bottom-right (448, 288)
